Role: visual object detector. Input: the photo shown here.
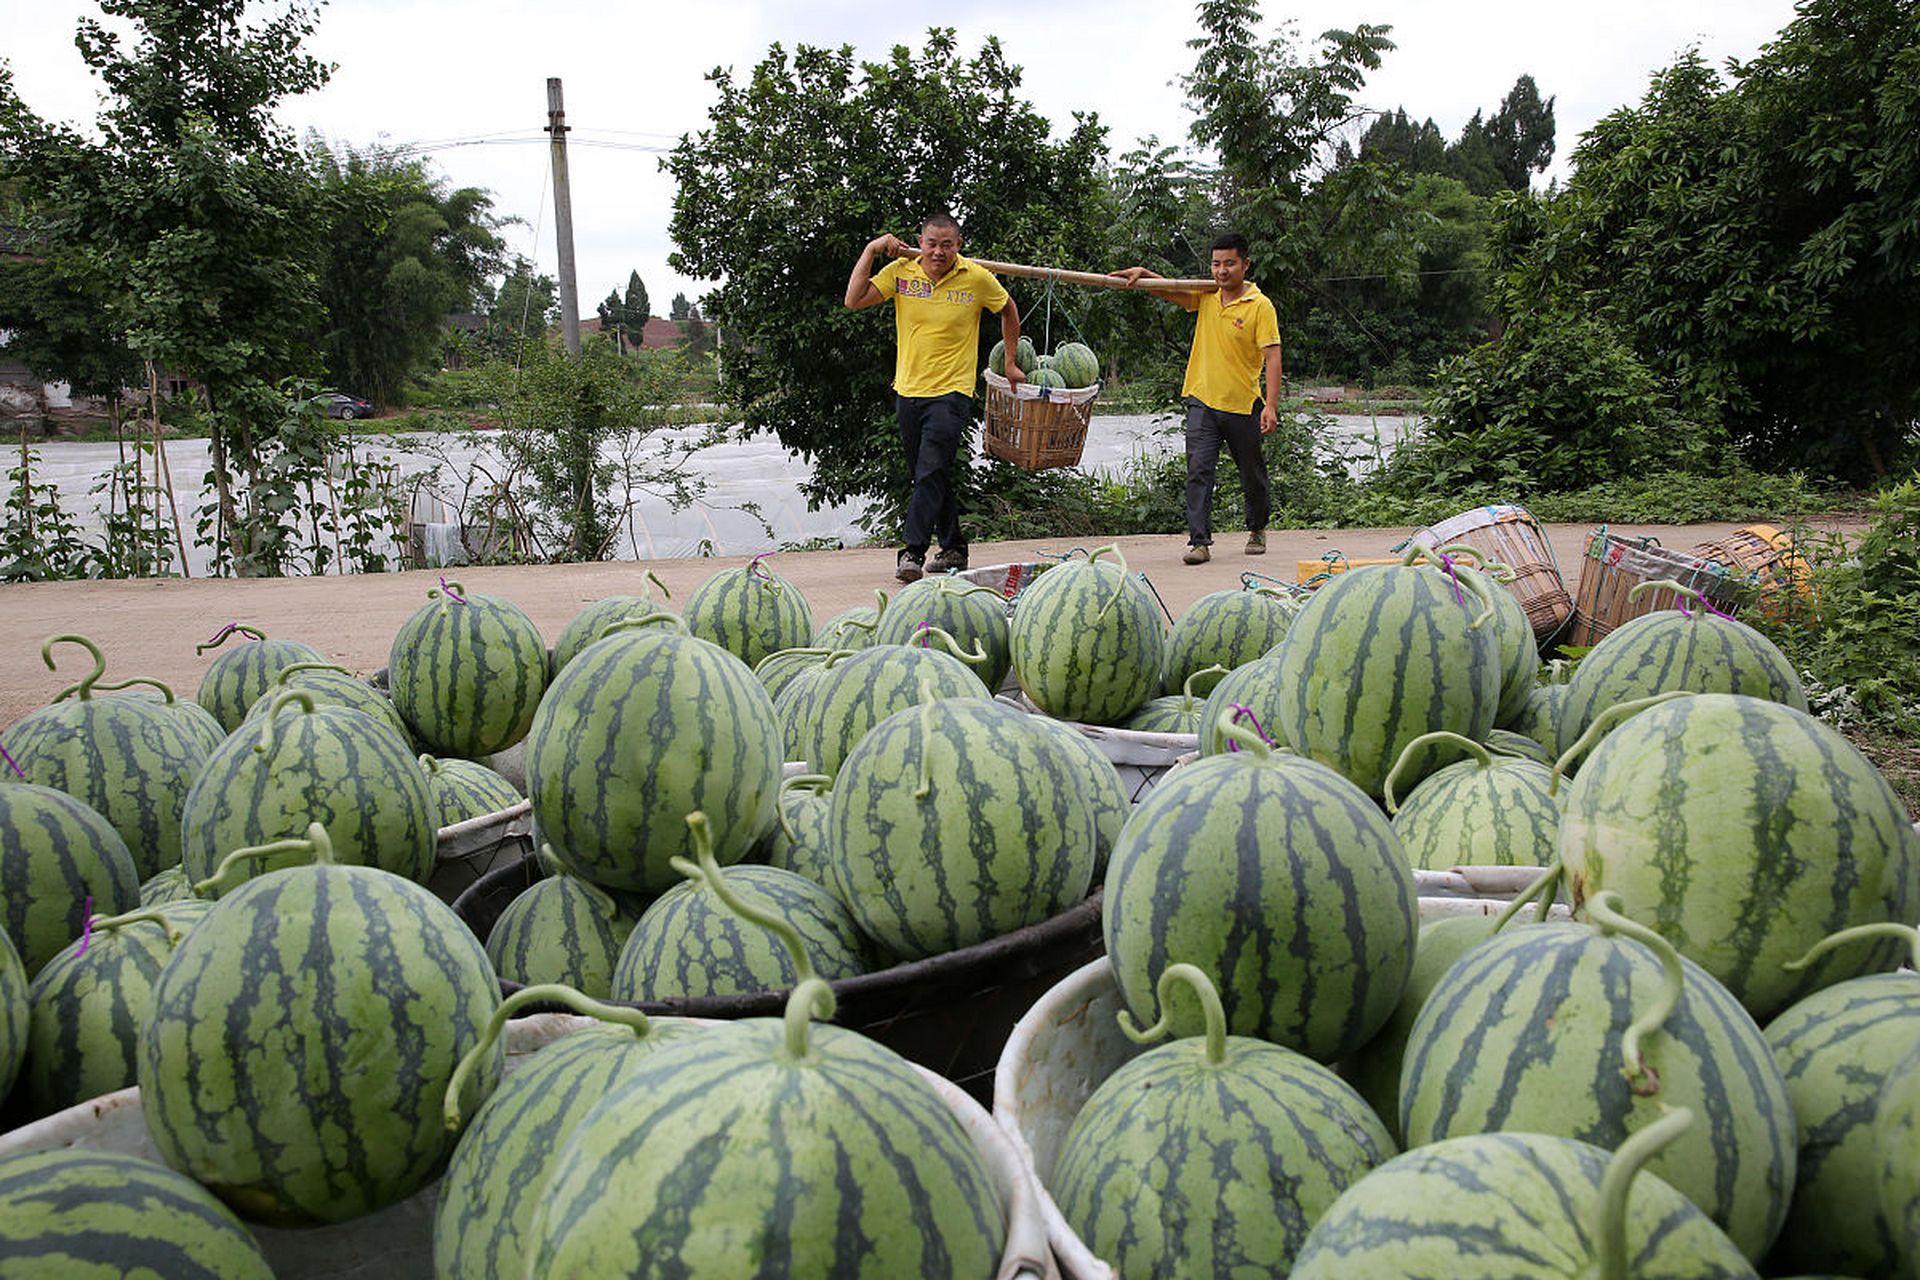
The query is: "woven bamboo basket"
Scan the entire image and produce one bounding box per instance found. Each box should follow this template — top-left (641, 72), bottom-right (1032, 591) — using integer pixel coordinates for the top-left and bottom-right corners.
top-left (1409, 504), bottom-right (1574, 643)
top-left (1691, 523), bottom-right (1816, 622)
top-left (1567, 527), bottom-right (1757, 647)
top-left (982, 372), bottom-right (1097, 471)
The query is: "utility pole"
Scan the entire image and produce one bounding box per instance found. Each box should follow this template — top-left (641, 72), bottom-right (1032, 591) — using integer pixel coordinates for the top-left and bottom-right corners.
top-left (545, 77), bottom-right (582, 357)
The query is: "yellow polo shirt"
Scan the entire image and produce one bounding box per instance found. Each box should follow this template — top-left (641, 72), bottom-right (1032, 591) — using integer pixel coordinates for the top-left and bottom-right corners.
top-left (872, 255), bottom-right (1010, 398)
top-left (1181, 282), bottom-right (1281, 414)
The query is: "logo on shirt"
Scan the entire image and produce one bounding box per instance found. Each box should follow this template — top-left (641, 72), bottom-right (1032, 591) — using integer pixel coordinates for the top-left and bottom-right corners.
top-left (896, 278), bottom-right (933, 299)
top-left (1232, 317), bottom-right (1245, 329)
top-left (943, 290), bottom-right (975, 306)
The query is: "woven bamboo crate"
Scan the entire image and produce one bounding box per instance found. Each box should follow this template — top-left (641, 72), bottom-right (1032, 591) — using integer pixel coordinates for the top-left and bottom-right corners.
top-left (982, 371), bottom-right (1097, 471)
top-left (1567, 527), bottom-right (1756, 647)
top-left (1409, 503), bottom-right (1574, 643)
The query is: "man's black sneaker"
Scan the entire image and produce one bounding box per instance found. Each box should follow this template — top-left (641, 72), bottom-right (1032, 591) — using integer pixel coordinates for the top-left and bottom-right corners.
top-left (895, 549), bottom-right (925, 583)
top-left (927, 546), bottom-right (969, 574)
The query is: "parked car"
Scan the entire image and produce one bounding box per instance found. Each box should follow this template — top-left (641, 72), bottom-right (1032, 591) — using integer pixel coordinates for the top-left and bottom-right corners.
top-left (325, 393), bottom-right (373, 420)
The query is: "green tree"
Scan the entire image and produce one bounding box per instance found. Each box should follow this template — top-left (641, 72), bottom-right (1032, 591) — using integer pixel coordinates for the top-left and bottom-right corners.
top-left (668, 291), bottom-right (690, 322)
top-left (1482, 74), bottom-right (1556, 192)
top-left (666, 29), bottom-right (1109, 512)
top-left (623, 270), bottom-right (650, 326)
top-left (477, 257), bottom-right (556, 357)
top-left (1357, 108), bottom-right (1448, 175)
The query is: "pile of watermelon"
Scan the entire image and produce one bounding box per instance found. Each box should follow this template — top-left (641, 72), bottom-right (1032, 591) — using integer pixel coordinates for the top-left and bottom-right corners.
top-left (988, 336), bottom-right (1101, 390)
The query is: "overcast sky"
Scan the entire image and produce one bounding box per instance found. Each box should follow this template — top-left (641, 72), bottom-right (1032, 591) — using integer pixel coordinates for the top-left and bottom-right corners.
top-left (8, 0), bottom-right (1799, 318)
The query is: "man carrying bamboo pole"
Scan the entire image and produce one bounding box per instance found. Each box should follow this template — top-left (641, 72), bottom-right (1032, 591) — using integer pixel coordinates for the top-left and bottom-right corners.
top-left (845, 211), bottom-right (1023, 582)
top-left (1113, 233), bottom-right (1282, 565)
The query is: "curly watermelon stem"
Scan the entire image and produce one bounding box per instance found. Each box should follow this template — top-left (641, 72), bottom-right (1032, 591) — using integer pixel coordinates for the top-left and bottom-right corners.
top-left (194, 622), bottom-right (265, 654)
top-left (1117, 962), bottom-right (1229, 1067)
top-left (0, 742), bottom-right (24, 778)
top-left (40, 634), bottom-right (107, 701)
top-left (1585, 891), bottom-right (1681, 1098)
top-left (746, 551), bottom-right (778, 588)
top-left (643, 568), bottom-right (672, 602)
top-left (434, 576), bottom-right (468, 604)
top-left (270, 662), bottom-right (355, 687)
top-left (1430, 541), bottom-right (1519, 585)
top-left (907, 624), bottom-right (987, 668)
top-left (782, 976), bottom-right (837, 1061)
top-left (253, 689), bottom-right (317, 758)
top-left (1382, 730), bottom-right (1490, 815)
top-left (1593, 1106), bottom-right (1694, 1280)
top-left (442, 983), bottom-right (662, 1133)
top-left (1548, 690), bottom-right (1693, 795)
top-left (1782, 922), bottom-right (1920, 974)
top-left (669, 810), bottom-right (819, 992)
top-left (85, 904), bottom-right (196, 947)
top-left (1219, 705), bottom-right (1275, 756)
top-left (53, 674), bottom-right (179, 705)
top-left (1179, 664), bottom-right (1230, 711)
top-left (776, 773), bottom-right (832, 842)
top-left (195, 822), bottom-right (335, 896)
top-left (1085, 543), bottom-right (1130, 620)
top-left (601, 612), bottom-right (689, 640)
top-left (1490, 862), bottom-right (1563, 934)
top-left (1626, 578), bottom-right (1726, 621)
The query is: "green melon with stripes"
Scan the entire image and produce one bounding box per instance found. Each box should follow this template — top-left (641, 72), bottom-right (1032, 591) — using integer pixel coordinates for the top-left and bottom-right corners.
top-left (873, 577), bottom-right (1013, 692)
top-left (1561, 587), bottom-right (1806, 749)
top-left (485, 873), bottom-right (640, 999)
top-left (828, 697), bottom-right (1097, 960)
top-left (1273, 559), bottom-right (1503, 798)
top-left (551, 582), bottom-right (672, 676)
top-left (753, 645), bottom-right (834, 706)
top-left (1198, 654), bottom-right (1289, 755)
top-left (1386, 732), bottom-right (1560, 869)
top-left (387, 582), bottom-right (548, 758)
top-left (812, 590), bottom-right (888, 651)
top-left (194, 622), bottom-right (327, 734)
top-left (1103, 741), bottom-right (1417, 1062)
top-left (1026, 714), bottom-right (1132, 878)
top-left (1560, 693), bottom-right (1920, 1021)
top-left (781, 641), bottom-right (991, 778)
top-left (0, 1148), bottom-right (274, 1278)
top-left (1051, 964), bottom-right (1394, 1277)
top-left (1509, 680), bottom-right (1572, 757)
top-left (613, 863), bottom-right (869, 1000)
top-left (762, 784), bottom-right (836, 887)
top-left (242, 661), bottom-right (413, 744)
top-left (1764, 959), bottom-right (1920, 1277)
top-left (433, 989), bottom-right (708, 1280)
top-left (521, 1013), bottom-right (1005, 1277)
top-left (1009, 545), bottom-right (1167, 726)
top-left (1875, 1034), bottom-right (1920, 1274)
top-left (1400, 915), bottom-right (1797, 1260)
top-left (140, 831), bottom-right (503, 1225)
top-left (1439, 554), bottom-right (1540, 728)
top-left (178, 693), bottom-right (437, 893)
top-left (82, 680), bottom-right (228, 756)
top-left (21, 899), bottom-right (212, 1116)
top-left (1289, 1129), bottom-right (1758, 1280)
top-left (420, 753), bottom-right (523, 828)
top-left (0, 780), bottom-right (141, 975)
top-left (2, 645), bottom-right (212, 880)
top-left (682, 556), bottom-right (815, 672)
top-left (1161, 585), bottom-right (1297, 697)
top-left (0, 922), bottom-right (25, 1103)
top-left (1051, 341), bottom-right (1100, 389)
top-left (1123, 664), bottom-right (1225, 735)
top-left (525, 627), bottom-right (782, 894)
top-left (140, 863), bottom-right (196, 905)
top-left (1485, 726), bottom-right (1554, 765)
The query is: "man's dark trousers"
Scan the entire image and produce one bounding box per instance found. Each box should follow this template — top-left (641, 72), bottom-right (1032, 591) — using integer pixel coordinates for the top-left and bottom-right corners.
top-left (897, 391), bottom-right (970, 555)
top-left (1184, 395), bottom-right (1271, 546)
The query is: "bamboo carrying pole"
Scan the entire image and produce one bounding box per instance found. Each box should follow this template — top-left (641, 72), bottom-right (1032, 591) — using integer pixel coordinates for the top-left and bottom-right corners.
top-left (900, 247), bottom-right (1216, 292)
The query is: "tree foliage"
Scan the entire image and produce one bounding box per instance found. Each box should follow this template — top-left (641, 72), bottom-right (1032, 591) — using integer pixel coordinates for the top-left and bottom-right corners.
top-left (667, 29), bottom-right (1109, 511)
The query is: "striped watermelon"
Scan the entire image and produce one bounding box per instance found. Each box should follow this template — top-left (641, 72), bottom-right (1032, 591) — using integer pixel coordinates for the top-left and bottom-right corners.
top-left (763, 783), bottom-right (836, 887)
top-left (1103, 743), bottom-right (1417, 1062)
top-left (613, 862), bottom-right (869, 1000)
top-left (1430, 549), bottom-right (1540, 728)
top-left (1560, 693), bottom-right (1920, 1020)
top-left (1026, 714), bottom-right (1132, 879)
top-left (1509, 680), bottom-right (1572, 758)
top-left (1122, 664), bottom-right (1226, 734)
top-left (521, 1004), bottom-right (1005, 1276)
top-left (485, 873), bottom-right (640, 999)
top-left (1273, 557), bottom-right (1504, 799)
top-left (1290, 1123), bottom-right (1758, 1279)
top-left (1051, 341), bottom-right (1100, 389)
top-left (0, 1148), bottom-right (274, 1278)
top-left (1386, 731), bottom-right (1560, 869)
top-left (433, 985), bottom-right (707, 1280)
top-left (1875, 1035), bottom-right (1920, 1275)
top-left (1761, 926), bottom-right (1920, 1276)
top-left (0, 922), bottom-right (24, 1102)
top-left (178, 692), bottom-right (437, 892)
top-left (525, 626), bottom-right (782, 895)
top-left (753, 645), bottom-right (833, 705)
top-left (682, 555), bottom-right (814, 671)
top-left (1161, 584), bottom-right (1298, 697)
top-left (872, 578), bottom-right (1013, 693)
top-left (141, 826), bottom-right (503, 1225)
top-left (387, 582), bottom-right (548, 758)
top-left (1051, 963), bottom-right (1394, 1277)
top-left (550, 575), bottom-right (672, 676)
top-left (0, 780), bottom-right (140, 974)
top-left (1485, 726), bottom-right (1554, 765)
top-left (21, 899), bottom-right (212, 1115)
top-left (62, 677), bottom-right (227, 756)
top-left (1341, 914), bottom-right (1498, 1144)
top-left (812, 589), bottom-right (889, 651)
top-left (193, 622), bottom-right (326, 733)
top-left (1561, 583), bottom-right (1806, 749)
top-left (1400, 907), bottom-right (1797, 1259)
top-left (1198, 654), bottom-right (1289, 755)
top-left (2, 636), bottom-right (211, 879)
top-left (242, 660), bottom-right (413, 744)
top-left (780, 640), bottom-right (990, 779)
top-left (828, 698), bottom-right (1097, 959)
top-left (140, 864), bottom-right (196, 905)
top-left (1009, 545), bottom-right (1167, 726)
top-left (420, 754), bottom-right (523, 829)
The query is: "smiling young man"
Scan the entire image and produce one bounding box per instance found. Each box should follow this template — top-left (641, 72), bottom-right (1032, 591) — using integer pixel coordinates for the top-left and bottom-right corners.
top-left (845, 211), bottom-right (1023, 583)
top-left (1113, 233), bottom-right (1283, 564)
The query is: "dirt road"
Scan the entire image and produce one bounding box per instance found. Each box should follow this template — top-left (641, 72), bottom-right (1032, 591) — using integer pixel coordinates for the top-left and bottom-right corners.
top-left (0, 521), bottom-right (1792, 729)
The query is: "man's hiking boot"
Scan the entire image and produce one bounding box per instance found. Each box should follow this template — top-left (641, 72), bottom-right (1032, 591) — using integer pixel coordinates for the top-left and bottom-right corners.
top-left (896, 549), bottom-right (925, 583)
top-left (927, 546), bottom-right (968, 574)
top-left (1183, 543), bottom-right (1211, 565)
top-left (1245, 529), bottom-right (1267, 555)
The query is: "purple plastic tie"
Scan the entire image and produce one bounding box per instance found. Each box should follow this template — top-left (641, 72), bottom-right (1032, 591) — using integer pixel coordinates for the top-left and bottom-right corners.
top-left (74, 896), bottom-right (93, 958)
top-left (204, 622), bottom-right (243, 647)
top-left (1438, 553), bottom-right (1466, 605)
top-left (437, 576), bottom-right (467, 604)
top-left (748, 552), bottom-right (774, 582)
top-left (1225, 704), bottom-right (1276, 752)
top-left (0, 742), bottom-right (24, 779)
top-left (913, 620), bottom-right (933, 648)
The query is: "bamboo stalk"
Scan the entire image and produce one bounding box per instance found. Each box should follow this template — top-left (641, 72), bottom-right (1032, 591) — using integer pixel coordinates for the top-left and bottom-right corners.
top-left (900, 248), bottom-right (1216, 292)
